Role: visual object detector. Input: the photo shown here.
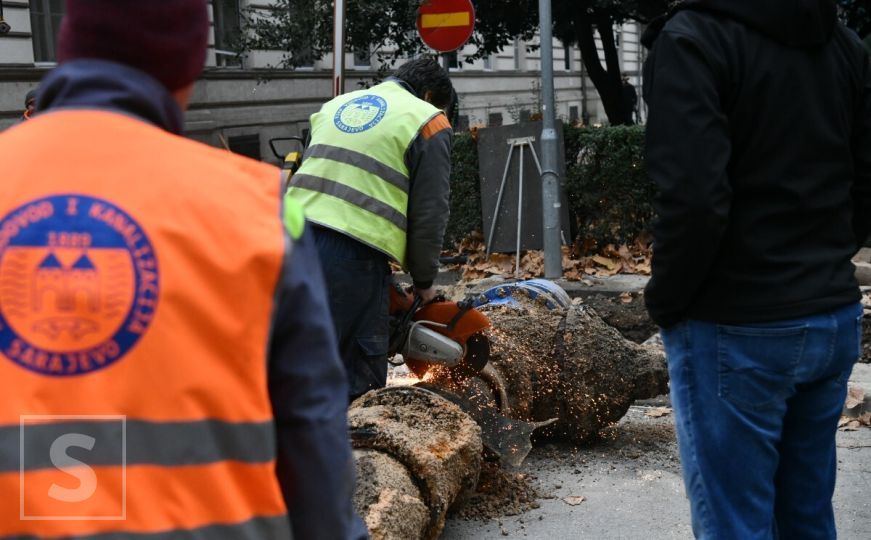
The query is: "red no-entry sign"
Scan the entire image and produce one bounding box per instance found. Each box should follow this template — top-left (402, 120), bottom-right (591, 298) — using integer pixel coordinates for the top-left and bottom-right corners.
top-left (416, 0), bottom-right (475, 53)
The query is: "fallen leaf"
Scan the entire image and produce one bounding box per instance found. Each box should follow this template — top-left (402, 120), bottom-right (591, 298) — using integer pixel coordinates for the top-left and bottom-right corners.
top-left (840, 420), bottom-right (862, 432)
top-left (562, 496), bottom-right (586, 506)
top-left (644, 407), bottom-right (672, 418)
top-left (565, 268), bottom-right (583, 281)
top-left (591, 255), bottom-right (622, 273)
top-left (859, 413), bottom-right (871, 427)
top-left (845, 385), bottom-right (866, 410)
top-left (838, 416), bottom-right (852, 428)
top-left (634, 262), bottom-right (652, 274)
top-left (619, 292), bottom-right (633, 304)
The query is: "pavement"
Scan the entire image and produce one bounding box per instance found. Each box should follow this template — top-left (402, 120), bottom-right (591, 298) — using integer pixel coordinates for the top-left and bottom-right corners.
top-left (442, 363), bottom-right (871, 539)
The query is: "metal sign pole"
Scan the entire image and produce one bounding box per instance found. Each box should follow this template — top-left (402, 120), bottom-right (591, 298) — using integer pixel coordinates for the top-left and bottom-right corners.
top-left (537, 0), bottom-right (563, 279)
top-left (333, 0), bottom-right (346, 97)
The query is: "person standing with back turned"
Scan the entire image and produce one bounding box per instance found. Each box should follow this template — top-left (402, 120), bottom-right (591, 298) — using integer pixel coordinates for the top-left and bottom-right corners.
top-left (643, 0), bottom-right (871, 538)
top-left (0, 1), bottom-right (365, 538)
top-left (287, 58), bottom-right (455, 401)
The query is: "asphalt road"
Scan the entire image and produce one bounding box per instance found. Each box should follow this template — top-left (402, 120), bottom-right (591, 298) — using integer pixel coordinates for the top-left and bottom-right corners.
top-left (443, 364), bottom-right (871, 540)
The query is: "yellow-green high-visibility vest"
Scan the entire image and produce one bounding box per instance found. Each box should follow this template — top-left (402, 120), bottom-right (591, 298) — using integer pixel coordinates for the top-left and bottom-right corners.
top-left (287, 81), bottom-right (442, 266)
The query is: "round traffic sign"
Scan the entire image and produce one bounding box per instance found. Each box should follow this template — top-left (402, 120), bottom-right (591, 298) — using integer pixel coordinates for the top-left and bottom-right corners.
top-left (416, 0), bottom-right (475, 53)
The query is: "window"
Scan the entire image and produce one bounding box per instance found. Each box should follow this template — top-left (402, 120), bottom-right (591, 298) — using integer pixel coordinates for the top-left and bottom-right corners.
top-left (513, 39), bottom-right (524, 71)
top-left (30, 0), bottom-right (64, 63)
top-left (228, 135), bottom-right (261, 160)
top-left (570, 106), bottom-right (580, 124)
top-left (294, 42), bottom-right (315, 69)
top-left (457, 115), bottom-right (470, 132)
top-left (445, 51), bottom-right (461, 70)
top-left (213, 0), bottom-right (242, 67)
top-left (482, 55), bottom-right (493, 71)
top-left (563, 43), bottom-right (572, 71)
top-left (488, 112), bottom-right (503, 127)
top-left (353, 47), bottom-right (370, 68)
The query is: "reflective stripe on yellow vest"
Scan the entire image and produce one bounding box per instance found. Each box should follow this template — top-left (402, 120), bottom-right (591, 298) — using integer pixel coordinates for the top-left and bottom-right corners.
top-left (287, 81), bottom-right (441, 266)
top-left (0, 110), bottom-right (292, 538)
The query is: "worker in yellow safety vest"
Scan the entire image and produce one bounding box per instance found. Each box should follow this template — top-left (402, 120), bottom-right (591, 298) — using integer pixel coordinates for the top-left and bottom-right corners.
top-left (287, 58), bottom-right (456, 400)
top-left (0, 1), bottom-right (365, 538)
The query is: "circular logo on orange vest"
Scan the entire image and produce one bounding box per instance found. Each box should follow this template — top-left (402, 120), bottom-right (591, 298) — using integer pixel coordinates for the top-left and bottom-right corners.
top-left (0, 195), bottom-right (159, 376)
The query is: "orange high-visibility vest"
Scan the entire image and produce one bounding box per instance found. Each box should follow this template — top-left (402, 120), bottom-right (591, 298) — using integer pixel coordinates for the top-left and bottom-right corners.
top-left (0, 111), bottom-right (290, 538)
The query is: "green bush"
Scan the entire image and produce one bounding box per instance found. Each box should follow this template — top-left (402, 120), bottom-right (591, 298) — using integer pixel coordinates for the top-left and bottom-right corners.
top-left (563, 125), bottom-right (654, 249)
top-left (444, 132), bottom-right (483, 248)
top-left (444, 125), bottom-right (653, 250)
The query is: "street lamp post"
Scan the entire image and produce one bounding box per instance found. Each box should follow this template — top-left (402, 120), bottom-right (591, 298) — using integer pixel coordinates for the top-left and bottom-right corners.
top-left (333, 0), bottom-right (346, 97)
top-left (538, 0), bottom-right (563, 279)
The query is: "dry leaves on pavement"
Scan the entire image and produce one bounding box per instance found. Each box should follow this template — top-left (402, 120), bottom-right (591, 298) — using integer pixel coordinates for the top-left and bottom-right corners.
top-left (845, 385), bottom-right (866, 411)
top-left (644, 407), bottom-right (672, 418)
top-left (446, 232), bottom-right (653, 282)
top-left (838, 413), bottom-right (871, 431)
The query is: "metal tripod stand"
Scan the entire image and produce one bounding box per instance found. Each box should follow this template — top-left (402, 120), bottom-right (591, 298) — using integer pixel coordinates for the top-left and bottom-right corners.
top-left (487, 137), bottom-right (541, 278)
top-left (486, 136), bottom-right (544, 278)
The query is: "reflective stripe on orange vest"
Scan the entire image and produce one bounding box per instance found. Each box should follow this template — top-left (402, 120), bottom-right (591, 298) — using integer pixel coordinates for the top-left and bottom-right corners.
top-left (0, 419), bottom-right (275, 471)
top-left (0, 110), bottom-right (289, 537)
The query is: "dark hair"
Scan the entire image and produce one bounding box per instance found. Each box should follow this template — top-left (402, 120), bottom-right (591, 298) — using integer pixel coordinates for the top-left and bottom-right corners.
top-left (394, 57), bottom-right (454, 110)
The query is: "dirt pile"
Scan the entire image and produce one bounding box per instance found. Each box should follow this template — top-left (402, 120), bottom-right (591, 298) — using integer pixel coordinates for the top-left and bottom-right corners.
top-left (349, 386), bottom-right (483, 540)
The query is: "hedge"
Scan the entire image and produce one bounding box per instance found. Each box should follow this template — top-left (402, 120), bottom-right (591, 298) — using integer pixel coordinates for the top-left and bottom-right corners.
top-left (443, 132), bottom-right (483, 248)
top-left (445, 125), bottom-right (654, 251)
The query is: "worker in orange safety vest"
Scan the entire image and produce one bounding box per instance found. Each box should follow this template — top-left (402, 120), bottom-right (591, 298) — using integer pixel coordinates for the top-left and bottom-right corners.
top-left (0, 1), bottom-right (365, 538)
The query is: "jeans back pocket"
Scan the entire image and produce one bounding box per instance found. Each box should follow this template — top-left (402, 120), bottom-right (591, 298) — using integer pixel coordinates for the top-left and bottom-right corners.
top-left (717, 324), bottom-right (807, 411)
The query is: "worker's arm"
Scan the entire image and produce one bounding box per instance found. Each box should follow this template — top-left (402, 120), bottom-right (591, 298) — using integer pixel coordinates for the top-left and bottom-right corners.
top-left (643, 26), bottom-right (732, 328)
top-left (852, 46), bottom-right (871, 249)
top-left (268, 211), bottom-right (367, 540)
top-left (405, 113), bottom-right (453, 293)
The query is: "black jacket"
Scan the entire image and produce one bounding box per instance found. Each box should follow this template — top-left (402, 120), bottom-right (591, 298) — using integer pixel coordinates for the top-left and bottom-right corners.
top-left (643, 0), bottom-right (871, 327)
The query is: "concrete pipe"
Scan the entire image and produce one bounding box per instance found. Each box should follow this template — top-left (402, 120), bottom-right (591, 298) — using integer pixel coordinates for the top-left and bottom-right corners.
top-left (349, 386), bottom-right (483, 540)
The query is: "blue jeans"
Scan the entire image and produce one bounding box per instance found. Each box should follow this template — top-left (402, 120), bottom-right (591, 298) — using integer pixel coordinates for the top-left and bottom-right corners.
top-left (661, 303), bottom-right (862, 540)
top-left (312, 225), bottom-right (392, 401)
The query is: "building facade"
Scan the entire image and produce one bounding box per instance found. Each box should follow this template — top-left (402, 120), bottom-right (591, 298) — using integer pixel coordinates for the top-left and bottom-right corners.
top-left (0, 0), bottom-right (645, 164)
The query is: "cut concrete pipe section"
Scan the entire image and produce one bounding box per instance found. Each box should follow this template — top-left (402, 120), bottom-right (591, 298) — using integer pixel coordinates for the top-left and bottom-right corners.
top-left (348, 283), bottom-right (670, 538)
top-left (432, 289), bottom-right (670, 444)
top-left (349, 386), bottom-right (483, 540)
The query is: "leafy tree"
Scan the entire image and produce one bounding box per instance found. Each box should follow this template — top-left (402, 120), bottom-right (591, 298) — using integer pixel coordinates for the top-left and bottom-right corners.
top-left (237, 0), bottom-right (672, 125)
top-left (839, 0), bottom-right (871, 43)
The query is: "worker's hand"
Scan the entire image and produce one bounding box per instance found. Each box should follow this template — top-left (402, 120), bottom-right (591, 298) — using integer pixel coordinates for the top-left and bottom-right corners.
top-left (415, 286), bottom-right (438, 304)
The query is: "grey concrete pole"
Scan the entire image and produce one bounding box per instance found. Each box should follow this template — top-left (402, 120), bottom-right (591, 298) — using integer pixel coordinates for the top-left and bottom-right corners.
top-left (333, 0), bottom-right (346, 96)
top-left (538, 0), bottom-right (563, 279)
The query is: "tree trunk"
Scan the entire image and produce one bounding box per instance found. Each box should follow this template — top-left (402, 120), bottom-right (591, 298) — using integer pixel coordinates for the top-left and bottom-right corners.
top-left (573, 8), bottom-right (632, 125)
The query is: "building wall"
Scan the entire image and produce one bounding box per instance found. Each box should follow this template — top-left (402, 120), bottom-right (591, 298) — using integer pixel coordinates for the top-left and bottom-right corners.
top-left (0, 0), bottom-right (645, 165)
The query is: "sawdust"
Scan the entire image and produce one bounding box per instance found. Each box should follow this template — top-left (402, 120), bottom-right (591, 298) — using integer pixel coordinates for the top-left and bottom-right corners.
top-left (450, 460), bottom-right (541, 521)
